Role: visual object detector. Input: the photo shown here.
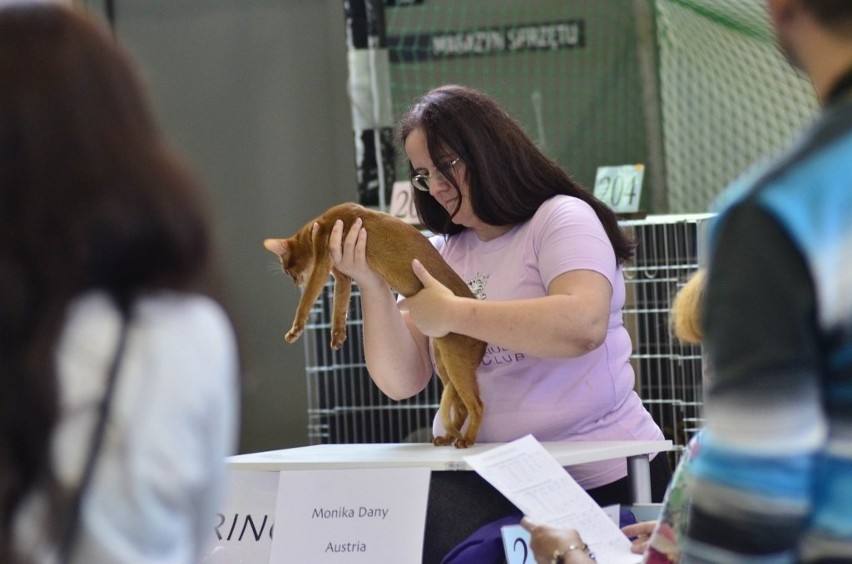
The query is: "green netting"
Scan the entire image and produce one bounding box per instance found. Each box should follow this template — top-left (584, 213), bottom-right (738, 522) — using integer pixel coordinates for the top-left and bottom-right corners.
top-left (383, 0), bottom-right (818, 214)
top-left (385, 0), bottom-right (652, 207)
top-left (656, 0), bottom-right (817, 212)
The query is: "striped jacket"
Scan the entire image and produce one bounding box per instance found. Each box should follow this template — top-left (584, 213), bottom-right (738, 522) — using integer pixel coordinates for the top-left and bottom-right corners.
top-left (682, 86), bottom-right (852, 562)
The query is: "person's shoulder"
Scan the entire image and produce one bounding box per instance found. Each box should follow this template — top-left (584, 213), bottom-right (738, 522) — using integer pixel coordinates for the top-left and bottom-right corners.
top-left (533, 194), bottom-right (597, 226)
top-left (63, 291), bottom-right (237, 382)
top-left (540, 194), bottom-right (592, 211)
top-left (134, 293), bottom-right (238, 389)
top-left (428, 232), bottom-right (446, 252)
top-left (724, 111), bottom-right (852, 212)
top-left (147, 294), bottom-right (235, 356)
top-left (135, 292), bottom-right (231, 332)
top-left (67, 291), bottom-right (229, 328)
top-left (713, 117), bottom-right (852, 242)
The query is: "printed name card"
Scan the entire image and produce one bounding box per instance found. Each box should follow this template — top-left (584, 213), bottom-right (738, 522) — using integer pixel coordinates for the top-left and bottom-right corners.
top-left (200, 470), bottom-right (279, 563)
top-left (270, 466), bottom-right (431, 563)
top-left (501, 524), bottom-right (533, 564)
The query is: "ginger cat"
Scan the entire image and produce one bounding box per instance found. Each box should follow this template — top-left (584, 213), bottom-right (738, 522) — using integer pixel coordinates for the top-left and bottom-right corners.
top-left (264, 202), bottom-right (485, 448)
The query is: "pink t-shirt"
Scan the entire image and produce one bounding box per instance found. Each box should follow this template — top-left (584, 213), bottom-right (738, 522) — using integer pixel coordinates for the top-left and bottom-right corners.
top-left (430, 195), bottom-right (663, 489)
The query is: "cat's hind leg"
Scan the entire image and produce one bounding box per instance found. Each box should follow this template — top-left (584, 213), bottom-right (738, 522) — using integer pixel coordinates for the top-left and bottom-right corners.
top-left (432, 348), bottom-right (465, 446)
top-left (432, 382), bottom-right (462, 446)
top-left (437, 335), bottom-right (485, 449)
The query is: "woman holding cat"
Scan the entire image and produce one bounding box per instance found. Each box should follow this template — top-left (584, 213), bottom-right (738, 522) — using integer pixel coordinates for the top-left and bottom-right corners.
top-left (0, 3), bottom-right (239, 562)
top-left (331, 85), bottom-right (669, 559)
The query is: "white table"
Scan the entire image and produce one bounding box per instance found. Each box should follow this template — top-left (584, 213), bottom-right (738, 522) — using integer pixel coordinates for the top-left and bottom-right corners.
top-left (228, 440), bottom-right (671, 563)
top-left (227, 439), bottom-right (672, 504)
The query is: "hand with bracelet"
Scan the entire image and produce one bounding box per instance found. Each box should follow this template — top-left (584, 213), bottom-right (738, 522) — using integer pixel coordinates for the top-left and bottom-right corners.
top-left (520, 517), bottom-right (596, 563)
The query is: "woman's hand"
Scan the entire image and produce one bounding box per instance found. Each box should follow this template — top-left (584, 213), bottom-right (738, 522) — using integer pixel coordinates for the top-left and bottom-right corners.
top-left (327, 218), bottom-right (385, 292)
top-left (621, 520), bottom-right (657, 554)
top-left (520, 517), bottom-right (595, 564)
top-left (398, 258), bottom-right (460, 338)
top-left (326, 221), bottom-right (432, 399)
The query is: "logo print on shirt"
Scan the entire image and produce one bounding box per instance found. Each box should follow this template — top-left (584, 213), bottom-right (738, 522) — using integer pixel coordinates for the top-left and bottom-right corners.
top-left (465, 273), bottom-right (526, 367)
top-left (467, 272), bottom-right (489, 300)
top-left (482, 345), bottom-right (526, 366)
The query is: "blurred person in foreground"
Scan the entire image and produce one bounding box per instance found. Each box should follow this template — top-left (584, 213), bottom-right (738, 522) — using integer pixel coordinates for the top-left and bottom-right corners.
top-left (523, 0), bottom-right (852, 560)
top-left (681, 0), bottom-right (852, 560)
top-left (0, 2), bottom-right (239, 562)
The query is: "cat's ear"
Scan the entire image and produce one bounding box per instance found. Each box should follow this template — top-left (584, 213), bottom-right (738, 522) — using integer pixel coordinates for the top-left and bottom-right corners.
top-left (263, 238), bottom-right (290, 261)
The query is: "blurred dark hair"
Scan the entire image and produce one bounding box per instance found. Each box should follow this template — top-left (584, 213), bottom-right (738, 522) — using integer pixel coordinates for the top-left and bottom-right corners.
top-left (805, 0), bottom-right (852, 27)
top-left (398, 84), bottom-right (635, 264)
top-left (0, 4), bottom-right (219, 559)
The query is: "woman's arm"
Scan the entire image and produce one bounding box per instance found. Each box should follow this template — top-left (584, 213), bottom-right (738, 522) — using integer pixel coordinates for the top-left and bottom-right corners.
top-left (329, 219), bottom-right (433, 399)
top-left (400, 260), bottom-right (612, 358)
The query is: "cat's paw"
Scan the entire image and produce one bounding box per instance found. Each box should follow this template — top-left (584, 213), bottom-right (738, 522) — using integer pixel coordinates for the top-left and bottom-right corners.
top-left (432, 435), bottom-right (454, 447)
top-left (330, 330), bottom-right (347, 350)
top-left (453, 438), bottom-right (473, 449)
top-left (285, 327), bottom-right (303, 342)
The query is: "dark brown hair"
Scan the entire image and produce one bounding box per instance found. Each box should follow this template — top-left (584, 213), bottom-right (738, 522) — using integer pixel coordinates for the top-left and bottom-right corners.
top-left (398, 84), bottom-right (635, 264)
top-left (805, 0), bottom-right (852, 26)
top-left (0, 5), bottom-right (217, 559)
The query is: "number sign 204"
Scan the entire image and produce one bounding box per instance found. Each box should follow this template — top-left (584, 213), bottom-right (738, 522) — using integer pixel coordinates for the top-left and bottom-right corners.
top-left (593, 164), bottom-right (644, 214)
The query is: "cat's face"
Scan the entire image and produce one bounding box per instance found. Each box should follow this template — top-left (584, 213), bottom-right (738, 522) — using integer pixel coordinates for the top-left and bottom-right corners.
top-left (264, 237), bottom-right (314, 288)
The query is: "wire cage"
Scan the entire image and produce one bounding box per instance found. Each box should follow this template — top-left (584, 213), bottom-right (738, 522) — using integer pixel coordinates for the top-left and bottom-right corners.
top-left (303, 214), bottom-right (713, 463)
top-left (622, 214), bottom-right (713, 462)
top-left (302, 283), bottom-right (442, 445)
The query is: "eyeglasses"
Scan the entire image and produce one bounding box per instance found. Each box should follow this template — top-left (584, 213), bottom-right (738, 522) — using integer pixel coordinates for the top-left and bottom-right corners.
top-left (410, 157), bottom-right (461, 192)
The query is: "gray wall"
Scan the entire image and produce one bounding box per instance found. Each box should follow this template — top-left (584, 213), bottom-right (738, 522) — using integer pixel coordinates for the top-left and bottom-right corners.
top-left (92, 0), bottom-right (357, 453)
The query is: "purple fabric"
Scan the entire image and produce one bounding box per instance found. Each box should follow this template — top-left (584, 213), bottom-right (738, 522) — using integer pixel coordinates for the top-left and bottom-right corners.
top-left (440, 508), bottom-right (638, 563)
top-left (430, 195), bottom-right (665, 490)
top-left (441, 513), bottom-right (523, 564)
